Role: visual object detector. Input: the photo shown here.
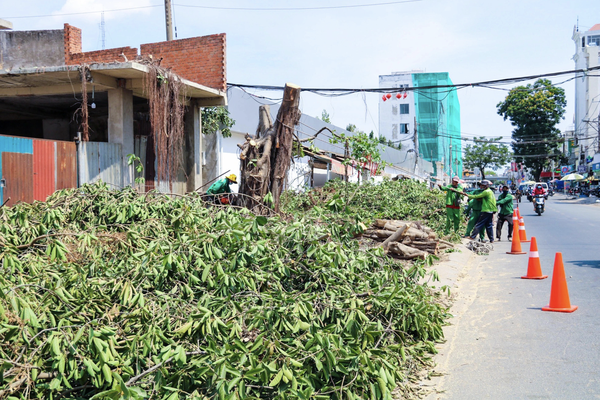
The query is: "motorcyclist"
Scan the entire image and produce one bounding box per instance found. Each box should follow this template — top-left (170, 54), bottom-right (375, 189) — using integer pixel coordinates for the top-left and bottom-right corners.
top-left (532, 184), bottom-right (545, 211)
top-left (532, 184), bottom-right (545, 196)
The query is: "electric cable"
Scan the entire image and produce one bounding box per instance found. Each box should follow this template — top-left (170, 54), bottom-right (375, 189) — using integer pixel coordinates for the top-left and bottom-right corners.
top-left (228, 65), bottom-right (600, 95)
top-left (173, 0), bottom-right (422, 11)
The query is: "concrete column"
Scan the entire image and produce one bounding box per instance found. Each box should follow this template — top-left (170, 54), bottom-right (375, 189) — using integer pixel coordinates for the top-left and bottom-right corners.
top-left (108, 87), bottom-right (134, 187)
top-left (185, 101), bottom-right (203, 192)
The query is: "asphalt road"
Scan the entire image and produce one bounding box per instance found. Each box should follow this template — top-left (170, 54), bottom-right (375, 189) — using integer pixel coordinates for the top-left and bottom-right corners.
top-left (428, 195), bottom-right (600, 399)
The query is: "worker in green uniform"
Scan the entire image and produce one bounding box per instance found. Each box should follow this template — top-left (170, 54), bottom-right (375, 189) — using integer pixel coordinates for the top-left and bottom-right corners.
top-left (461, 180), bottom-right (497, 243)
top-left (207, 174), bottom-right (237, 204)
top-left (439, 176), bottom-right (464, 235)
top-left (464, 182), bottom-right (485, 240)
top-left (495, 184), bottom-right (514, 241)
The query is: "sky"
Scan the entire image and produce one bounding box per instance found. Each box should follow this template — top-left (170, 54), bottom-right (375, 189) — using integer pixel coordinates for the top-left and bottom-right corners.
top-left (2, 0), bottom-right (600, 150)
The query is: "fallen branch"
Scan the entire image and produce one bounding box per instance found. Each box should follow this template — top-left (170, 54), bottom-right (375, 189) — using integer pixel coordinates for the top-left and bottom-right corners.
top-left (126, 350), bottom-right (206, 386)
top-left (380, 223), bottom-right (411, 251)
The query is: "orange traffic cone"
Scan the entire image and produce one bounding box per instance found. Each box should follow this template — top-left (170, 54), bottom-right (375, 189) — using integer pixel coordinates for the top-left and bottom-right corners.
top-left (542, 253), bottom-right (577, 313)
top-left (518, 211), bottom-right (530, 243)
top-left (507, 211), bottom-right (526, 255)
top-left (521, 237), bottom-right (548, 279)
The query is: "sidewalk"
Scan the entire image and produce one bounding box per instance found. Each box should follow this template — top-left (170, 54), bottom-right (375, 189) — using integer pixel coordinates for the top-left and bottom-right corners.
top-left (422, 240), bottom-right (480, 399)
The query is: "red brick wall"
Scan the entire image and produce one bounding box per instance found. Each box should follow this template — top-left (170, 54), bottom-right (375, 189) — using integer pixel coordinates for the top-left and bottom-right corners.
top-left (68, 47), bottom-right (138, 65)
top-left (140, 34), bottom-right (226, 92)
top-left (62, 24), bottom-right (226, 91)
top-left (63, 23), bottom-right (82, 63)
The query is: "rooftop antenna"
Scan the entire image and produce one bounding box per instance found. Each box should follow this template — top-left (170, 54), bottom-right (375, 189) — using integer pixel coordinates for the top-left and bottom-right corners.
top-left (577, 16), bottom-right (579, 32)
top-left (100, 11), bottom-right (106, 49)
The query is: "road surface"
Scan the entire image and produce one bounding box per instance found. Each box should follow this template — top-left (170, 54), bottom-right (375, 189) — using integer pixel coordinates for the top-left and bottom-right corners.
top-left (427, 195), bottom-right (600, 399)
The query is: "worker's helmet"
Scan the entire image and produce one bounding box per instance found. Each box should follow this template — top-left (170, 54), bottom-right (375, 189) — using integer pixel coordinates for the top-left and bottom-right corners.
top-left (227, 174), bottom-right (238, 183)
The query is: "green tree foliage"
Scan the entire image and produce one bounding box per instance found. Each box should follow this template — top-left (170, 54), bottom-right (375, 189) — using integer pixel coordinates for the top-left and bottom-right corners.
top-left (201, 106), bottom-right (235, 137)
top-left (330, 131), bottom-right (390, 178)
top-left (496, 79), bottom-right (566, 181)
top-left (319, 109), bottom-right (331, 123)
top-left (0, 183), bottom-right (448, 399)
top-left (463, 137), bottom-right (511, 180)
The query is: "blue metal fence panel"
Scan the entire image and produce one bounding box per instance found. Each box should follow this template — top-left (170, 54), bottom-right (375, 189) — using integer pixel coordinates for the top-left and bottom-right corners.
top-left (0, 135), bottom-right (33, 205)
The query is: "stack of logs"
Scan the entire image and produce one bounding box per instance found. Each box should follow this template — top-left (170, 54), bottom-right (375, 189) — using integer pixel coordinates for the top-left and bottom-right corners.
top-left (363, 219), bottom-right (454, 259)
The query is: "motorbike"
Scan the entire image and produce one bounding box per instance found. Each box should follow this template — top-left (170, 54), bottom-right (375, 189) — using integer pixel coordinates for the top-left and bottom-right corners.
top-left (534, 194), bottom-right (545, 216)
top-left (512, 189), bottom-right (522, 203)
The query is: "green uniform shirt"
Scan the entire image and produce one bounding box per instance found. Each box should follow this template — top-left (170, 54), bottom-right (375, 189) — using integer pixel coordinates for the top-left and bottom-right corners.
top-left (469, 189), bottom-right (484, 211)
top-left (207, 178), bottom-right (232, 195)
top-left (496, 192), bottom-right (514, 215)
top-left (440, 184), bottom-right (464, 207)
top-left (467, 188), bottom-right (497, 213)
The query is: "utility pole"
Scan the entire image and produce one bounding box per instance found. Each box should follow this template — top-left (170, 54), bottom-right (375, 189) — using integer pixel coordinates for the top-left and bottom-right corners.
top-left (164, 0), bottom-right (174, 41)
top-left (597, 111), bottom-right (600, 153)
top-left (413, 117), bottom-right (418, 155)
top-left (413, 117), bottom-right (419, 173)
top-left (449, 144), bottom-right (453, 178)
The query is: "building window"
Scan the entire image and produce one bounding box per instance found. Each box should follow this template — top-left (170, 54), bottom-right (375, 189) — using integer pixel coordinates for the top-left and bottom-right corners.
top-left (400, 104), bottom-right (409, 114)
top-left (400, 123), bottom-right (409, 134)
top-left (392, 105), bottom-right (398, 115)
top-left (392, 124), bottom-right (398, 139)
top-left (588, 35), bottom-right (600, 46)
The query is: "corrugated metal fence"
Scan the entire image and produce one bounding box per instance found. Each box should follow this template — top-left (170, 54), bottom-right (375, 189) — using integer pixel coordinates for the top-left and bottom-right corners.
top-left (0, 135), bottom-right (78, 207)
top-left (77, 142), bottom-right (123, 189)
top-left (1, 135), bottom-right (129, 206)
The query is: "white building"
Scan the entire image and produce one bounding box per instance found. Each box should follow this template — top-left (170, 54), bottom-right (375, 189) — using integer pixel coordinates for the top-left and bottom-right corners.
top-left (572, 23), bottom-right (600, 162)
top-left (378, 71), bottom-right (420, 150)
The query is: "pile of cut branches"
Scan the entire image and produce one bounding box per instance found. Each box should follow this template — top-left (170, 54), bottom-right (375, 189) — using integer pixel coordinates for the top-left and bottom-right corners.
top-left (281, 179), bottom-right (449, 240)
top-left (363, 220), bottom-right (454, 260)
top-left (0, 183), bottom-right (449, 399)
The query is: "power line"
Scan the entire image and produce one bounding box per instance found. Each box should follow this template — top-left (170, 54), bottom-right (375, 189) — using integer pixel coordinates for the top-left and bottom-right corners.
top-left (2, 0), bottom-right (422, 19)
top-left (174, 1), bottom-right (422, 11)
top-left (228, 65), bottom-right (600, 94)
top-left (2, 5), bottom-right (162, 19)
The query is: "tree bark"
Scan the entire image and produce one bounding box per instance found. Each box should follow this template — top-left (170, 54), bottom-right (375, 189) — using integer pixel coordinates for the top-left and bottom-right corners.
top-left (271, 84), bottom-right (301, 212)
top-left (238, 84), bottom-right (301, 214)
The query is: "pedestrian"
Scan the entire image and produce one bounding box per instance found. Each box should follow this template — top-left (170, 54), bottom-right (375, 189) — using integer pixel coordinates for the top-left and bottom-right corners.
top-left (206, 174), bottom-right (237, 203)
top-left (464, 182), bottom-right (485, 240)
top-left (439, 176), bottom-right (464, 235)
top-left (495, 185), bottom-right (514, 241)
top-left (461, 180), bottom-right (497, 243)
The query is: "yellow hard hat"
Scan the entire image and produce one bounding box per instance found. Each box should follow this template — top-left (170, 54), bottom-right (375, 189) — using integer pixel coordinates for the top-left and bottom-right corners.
top-left (227, 174), bottom-right (237, 183)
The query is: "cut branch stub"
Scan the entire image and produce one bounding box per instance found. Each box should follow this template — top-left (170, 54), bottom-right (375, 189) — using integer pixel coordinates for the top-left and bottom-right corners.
top-left (238, 84), bottom-right (301, 214)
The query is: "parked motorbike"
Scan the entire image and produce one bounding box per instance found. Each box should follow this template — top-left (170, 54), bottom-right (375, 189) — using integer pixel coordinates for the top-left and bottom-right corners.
top-left (534, 194), bottom-right (545, 216)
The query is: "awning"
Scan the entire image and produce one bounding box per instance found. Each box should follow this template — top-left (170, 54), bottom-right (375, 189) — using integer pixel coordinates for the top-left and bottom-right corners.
top-left (540, 171), bottom-right (561, 178)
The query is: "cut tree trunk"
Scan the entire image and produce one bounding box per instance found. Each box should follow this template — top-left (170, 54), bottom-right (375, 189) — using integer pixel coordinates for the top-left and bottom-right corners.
top-left (271, 84), bottom-right (301, 212)
top-left (380, 223), bottom-right (411, 250)
top-left (238, 83), bottom-right (301, 213)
